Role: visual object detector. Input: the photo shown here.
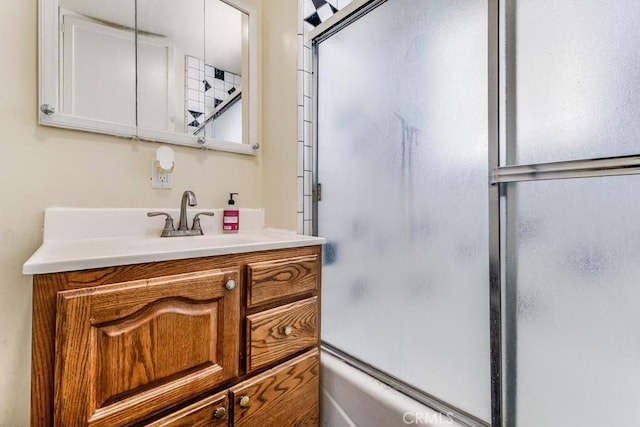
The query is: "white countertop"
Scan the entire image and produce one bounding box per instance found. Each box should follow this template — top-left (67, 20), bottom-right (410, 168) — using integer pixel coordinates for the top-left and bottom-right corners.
top-left (23, 208), bottom-right (325, 275)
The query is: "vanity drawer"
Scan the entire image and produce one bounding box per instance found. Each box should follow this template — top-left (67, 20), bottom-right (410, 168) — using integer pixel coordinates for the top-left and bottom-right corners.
top-left (246, 255), bottom-right (319, 308)
top-left (246, 297), bottom-right (319, 372)
top-left (231, 349), bottom-right (319, 427)
top-left (145, 391), bottom-right (228, 426)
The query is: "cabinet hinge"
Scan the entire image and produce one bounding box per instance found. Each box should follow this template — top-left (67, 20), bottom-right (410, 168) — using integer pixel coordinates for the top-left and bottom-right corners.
top-left (315, 183), bottom-right (322, 202)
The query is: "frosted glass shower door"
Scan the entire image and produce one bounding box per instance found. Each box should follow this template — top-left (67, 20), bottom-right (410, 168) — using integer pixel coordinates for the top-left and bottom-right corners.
top-left (316, 0), bottom-right (489, 421)
top-left (505, 178), bottom-right (640, 426)
top-left (502, 1), bottom-right (640, 425)
top-left (505, 0), bottom-right (640, 165)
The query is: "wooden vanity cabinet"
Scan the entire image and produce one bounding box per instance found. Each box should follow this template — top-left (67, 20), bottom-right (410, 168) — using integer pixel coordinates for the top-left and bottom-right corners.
top-left (31, 245), bottom-right (321, 427)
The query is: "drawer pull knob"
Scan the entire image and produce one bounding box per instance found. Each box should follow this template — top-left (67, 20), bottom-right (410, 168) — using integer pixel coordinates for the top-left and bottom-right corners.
top-left (283, 325), bottom-right (293, 336)
top-left (225, 279), bottom-right (236, 291)
top-left (239, 395), bottom-right (250, 407)
top-left (213, 407), bottom-right (226, 419)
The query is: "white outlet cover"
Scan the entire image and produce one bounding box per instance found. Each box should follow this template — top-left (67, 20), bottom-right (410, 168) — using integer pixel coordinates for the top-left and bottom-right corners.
top-left (151, 160), bottom-right (173, 189)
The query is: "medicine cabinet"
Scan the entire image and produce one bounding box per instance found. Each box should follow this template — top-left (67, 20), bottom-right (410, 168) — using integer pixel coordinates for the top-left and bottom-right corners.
top-left (38, 0), bottom-right (259, 154)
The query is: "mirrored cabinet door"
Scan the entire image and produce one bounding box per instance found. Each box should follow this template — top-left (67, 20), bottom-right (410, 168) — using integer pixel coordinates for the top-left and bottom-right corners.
top-left (45, 0), bottom-right (137, 136)
top-left (200, 1), bottom-right (245, 144)
top-left (136, 0), bottom-right (204, 141)
top-left (60, 0), bottom-right (136, 127)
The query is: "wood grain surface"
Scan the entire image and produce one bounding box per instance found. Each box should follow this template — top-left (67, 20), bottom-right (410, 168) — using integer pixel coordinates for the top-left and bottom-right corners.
top-left (53, 269), bottom-right (239, 426)
top-left (247, 255), bottom-right (319, 308)
top-left (246, 297), bottom-right (318, 372)
top-left (231, 349), bottom-right (320, 427)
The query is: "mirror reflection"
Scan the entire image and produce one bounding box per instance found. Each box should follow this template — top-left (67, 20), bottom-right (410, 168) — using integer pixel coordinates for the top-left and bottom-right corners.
top-left (58, 0), bottom-right (136, 126)
top-left (49, 0), bottom-right (249, 148)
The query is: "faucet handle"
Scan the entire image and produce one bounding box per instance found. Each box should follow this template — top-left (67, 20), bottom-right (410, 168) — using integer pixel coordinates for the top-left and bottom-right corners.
top-left (192, 212), bottom-right (215, 233)
top-left (147, 212), bottom-right (175, 236)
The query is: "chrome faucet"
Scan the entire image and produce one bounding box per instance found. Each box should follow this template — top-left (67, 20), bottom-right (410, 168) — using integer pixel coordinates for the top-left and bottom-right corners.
top-left (147, 190), bottom-right (214, 237)
top-left (178, 190), bottom-right (197, 231)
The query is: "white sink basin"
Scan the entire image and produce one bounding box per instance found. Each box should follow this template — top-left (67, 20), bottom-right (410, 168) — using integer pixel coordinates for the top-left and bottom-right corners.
top-left (23, 208), bottom-right (325, 274)
top-left (108, 234), bottom-right (264, 252)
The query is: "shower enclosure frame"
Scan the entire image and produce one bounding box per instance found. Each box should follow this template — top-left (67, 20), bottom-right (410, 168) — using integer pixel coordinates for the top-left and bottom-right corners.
top-left (311, 1), bottom-right (640, 426)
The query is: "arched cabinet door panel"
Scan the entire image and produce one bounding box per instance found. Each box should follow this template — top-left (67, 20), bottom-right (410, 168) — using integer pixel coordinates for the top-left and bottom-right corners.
top-left (53, 268), bottom-right (240, 427)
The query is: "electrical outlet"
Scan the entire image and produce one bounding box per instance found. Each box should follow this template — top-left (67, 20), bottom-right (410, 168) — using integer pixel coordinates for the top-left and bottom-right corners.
top-left (151, 160), bottom-right (173, 189)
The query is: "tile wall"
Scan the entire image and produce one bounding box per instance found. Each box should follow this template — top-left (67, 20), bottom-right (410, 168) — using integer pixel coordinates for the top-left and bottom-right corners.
top-left (297, 0), bottom-right (353, 234)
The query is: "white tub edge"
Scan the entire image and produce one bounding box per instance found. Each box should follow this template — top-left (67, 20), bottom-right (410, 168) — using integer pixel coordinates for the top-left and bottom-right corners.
top-left (320, 351), bottom-right (466, 427)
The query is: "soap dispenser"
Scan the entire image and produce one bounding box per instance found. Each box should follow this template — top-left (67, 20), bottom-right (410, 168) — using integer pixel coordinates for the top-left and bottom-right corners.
top-left (223, 193), bottom-right (239, 232)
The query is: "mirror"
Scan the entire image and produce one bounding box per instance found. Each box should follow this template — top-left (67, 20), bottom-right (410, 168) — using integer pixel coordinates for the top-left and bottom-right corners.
top-left (39, 0), bottom-right (258, 154)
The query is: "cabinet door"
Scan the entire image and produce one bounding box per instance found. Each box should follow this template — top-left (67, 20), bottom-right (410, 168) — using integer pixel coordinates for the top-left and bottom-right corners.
top-left (54, 268), bottom-right (240, 427)
top-left (231, 349), bottom-right (319, 427)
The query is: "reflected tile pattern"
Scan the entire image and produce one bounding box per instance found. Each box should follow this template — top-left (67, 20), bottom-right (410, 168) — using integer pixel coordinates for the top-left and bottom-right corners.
top-left (184, 55), bottom-right (240, 131)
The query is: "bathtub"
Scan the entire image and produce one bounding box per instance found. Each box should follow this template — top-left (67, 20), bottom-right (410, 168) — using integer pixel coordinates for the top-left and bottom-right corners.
top-left (320, 351), bottom-right (467, 427)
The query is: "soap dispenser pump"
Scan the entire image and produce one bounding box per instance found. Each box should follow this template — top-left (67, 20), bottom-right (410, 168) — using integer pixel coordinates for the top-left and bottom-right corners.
top-left (223, 193), bottom-right (239, 232)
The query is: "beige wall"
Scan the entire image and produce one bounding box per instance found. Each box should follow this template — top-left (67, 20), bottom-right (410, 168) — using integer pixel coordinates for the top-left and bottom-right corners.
top-left (261, 0), bottom-right (300, 230)
top-left (0, 0), bottom-right (297, 424)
